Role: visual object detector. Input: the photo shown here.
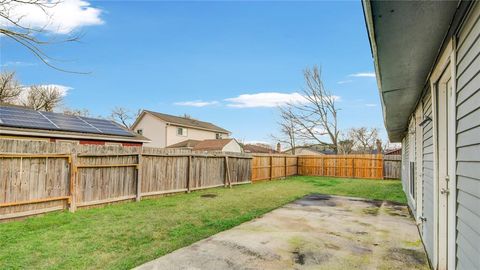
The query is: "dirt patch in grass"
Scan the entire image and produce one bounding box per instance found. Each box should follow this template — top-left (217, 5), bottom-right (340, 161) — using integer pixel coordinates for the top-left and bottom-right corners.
top-left (201, 194), bottom-right (217, 198)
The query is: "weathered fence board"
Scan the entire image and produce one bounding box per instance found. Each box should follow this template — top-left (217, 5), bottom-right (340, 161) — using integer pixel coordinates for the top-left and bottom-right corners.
top-left (384, 155), bottom-right (401, 179)
top-left (0, 139), bottom-right (252, 221)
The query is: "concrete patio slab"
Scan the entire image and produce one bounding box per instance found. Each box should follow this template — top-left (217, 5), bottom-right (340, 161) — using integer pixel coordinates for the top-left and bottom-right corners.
top-left (135, 194), bottom-right (429, 270)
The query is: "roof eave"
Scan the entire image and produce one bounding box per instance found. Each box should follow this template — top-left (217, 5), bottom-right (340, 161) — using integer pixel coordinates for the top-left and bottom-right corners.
top-left (0, 127), bottom-right (150, 143)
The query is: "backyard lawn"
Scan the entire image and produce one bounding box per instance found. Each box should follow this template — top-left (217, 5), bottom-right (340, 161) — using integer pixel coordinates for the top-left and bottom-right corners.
top-left (0, 176), bottom-right (405, 270)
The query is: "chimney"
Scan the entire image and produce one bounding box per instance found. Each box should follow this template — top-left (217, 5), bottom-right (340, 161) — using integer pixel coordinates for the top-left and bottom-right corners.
top-left (276, 142), bottom-right (281, 153)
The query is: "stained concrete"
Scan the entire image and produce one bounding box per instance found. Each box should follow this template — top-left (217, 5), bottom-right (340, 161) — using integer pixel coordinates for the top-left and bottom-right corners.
top-left (135, 194), bottom-right (429, 270)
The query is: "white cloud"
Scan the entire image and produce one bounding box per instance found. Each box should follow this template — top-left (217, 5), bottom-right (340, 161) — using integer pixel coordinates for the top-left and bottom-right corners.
top-left (1, 61), bottom-right (37, 67)
top-left (1, 0), bottom-right (103, 34)
top-left (365, 103), bottom-right (377, 107)
top-left (337, 80), bottom-right (353, 84)
top-left (225, 92), bottom-right (340, 108)
top-left (42, 84), bottom-right (72, 96)
top-left (349, 72), bottom-right (376, 78)
top-left (174, 100), bottom-right (219, 107)
top-left (16, 84), bottom-right (72, 103)
top-left (225, 92), bottom-right (308, 108)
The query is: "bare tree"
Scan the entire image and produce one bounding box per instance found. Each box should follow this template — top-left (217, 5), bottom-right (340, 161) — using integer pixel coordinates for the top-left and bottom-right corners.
top-left (20, 85), bottom-right (63, 111)
top-left (110, 107), bottom-right (141, 129)
top-left (338, 139), bottom-right (354, 154)
top-left (348, 127), bottom-right (379, 153)
top-left (0, 0), bottom-right (83, 72)
top-left (0, 71), bottom-right (21, 103)
top-left (63, 108), bottom-right (91, 117)
top-left (287, 66), bottom-right (339, 152)
top-left (272, 106), bottom-right (300, 154)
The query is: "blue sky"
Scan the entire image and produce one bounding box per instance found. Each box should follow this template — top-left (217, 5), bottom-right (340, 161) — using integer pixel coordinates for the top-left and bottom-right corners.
top-left (0, 0), bottom-right (384, 145)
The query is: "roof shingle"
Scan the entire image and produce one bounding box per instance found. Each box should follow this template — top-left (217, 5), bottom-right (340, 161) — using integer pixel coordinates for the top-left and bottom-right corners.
top-left (144, 110), bottom-right (229, 134)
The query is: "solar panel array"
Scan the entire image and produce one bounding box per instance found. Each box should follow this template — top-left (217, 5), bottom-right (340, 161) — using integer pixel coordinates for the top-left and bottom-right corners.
top-left (0, 106), bottom-right (135, 137)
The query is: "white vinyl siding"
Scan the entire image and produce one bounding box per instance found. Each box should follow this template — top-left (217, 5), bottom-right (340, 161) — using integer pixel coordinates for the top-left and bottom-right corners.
top-left (455, 3), bottom-right (480, 269)
top-left (421, 91), bottom-right (435, 261)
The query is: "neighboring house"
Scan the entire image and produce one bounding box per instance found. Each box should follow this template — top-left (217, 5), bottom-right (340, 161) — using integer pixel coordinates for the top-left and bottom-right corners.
top-left (192, 139), bottom-right (243, 153)
top-left (283, 146), bottom-right (325, 156)
top-left (131, 110), bottom-right (230, 148)
top-left (363, 1), bottom-right (479, 269)
top-left (0, 104), bottom-right (148, 146)
top-left (243, 144), bottom-right (278, 154)
top-left (167, 139), bottom-right (202, 149)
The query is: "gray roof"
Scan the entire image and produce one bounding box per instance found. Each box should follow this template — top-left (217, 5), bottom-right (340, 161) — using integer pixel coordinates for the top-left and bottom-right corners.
top-left (142, 110), bottom-right (230, 134)
top-left (167, 139), bottom-right (201, 148)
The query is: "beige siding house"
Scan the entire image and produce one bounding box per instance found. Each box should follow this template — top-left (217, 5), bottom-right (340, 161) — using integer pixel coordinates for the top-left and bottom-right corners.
top-left (131, 110), bottom-right (230, 148)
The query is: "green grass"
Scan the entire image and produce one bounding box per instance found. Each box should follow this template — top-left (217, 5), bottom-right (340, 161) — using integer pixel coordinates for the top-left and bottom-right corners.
top-left (0, 176), bottom-right (405, 269)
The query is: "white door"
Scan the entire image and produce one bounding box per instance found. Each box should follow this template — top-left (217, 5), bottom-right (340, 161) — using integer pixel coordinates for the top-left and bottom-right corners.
top-left (435, 65), bottom-right (451, 270)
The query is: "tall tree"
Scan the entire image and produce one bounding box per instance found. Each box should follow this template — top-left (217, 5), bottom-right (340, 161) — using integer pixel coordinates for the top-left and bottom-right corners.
top-left (21, 85), bottom-right (63, 111)
top-left (109, 107), bottom-right (141, 129)
top-left (288, 66), bottom-right (340, 152)
top-left (273, 106), bottom-right (300, 154)
top-left (0, 71), bottom-right (21, 103)
top-left (348, 127), bottom-right (379, 153)
top-left (0, 0), bottom-right (82, 72)
top-left (63, 108), bottom-right (91, 117)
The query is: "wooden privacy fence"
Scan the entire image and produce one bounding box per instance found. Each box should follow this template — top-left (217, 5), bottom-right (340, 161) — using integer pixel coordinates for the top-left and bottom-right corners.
top-left (298, 154), bottom-right (384, 179)
top-left (252, 154), bottom-right (392, 181)
top-left (383, 155), bottom-right (401, 179)
top-left (251, 155), bottom-right (298, 181)
top-left (0, 139), bottom-right (251, 221)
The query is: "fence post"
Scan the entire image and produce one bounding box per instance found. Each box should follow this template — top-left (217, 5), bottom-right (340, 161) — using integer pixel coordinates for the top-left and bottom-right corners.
top-left (284, 156), bottom-right (287, 178)
top-left (187, 155), bottom-right (192, 193)
top-left (69, 152), bottom-right (77, 213)
top-left (380, 154), bottom-right (385, 179)
top-left (225, 156), bottom-right (232, 188)
top-left (269, 155), bottom-right (273, 180)
top-left (352, 157), bottom-right (356, 178)
top-left (136, 153), bottom-right (143, 202)
top-left (322, 157), bottom-right (326, 176)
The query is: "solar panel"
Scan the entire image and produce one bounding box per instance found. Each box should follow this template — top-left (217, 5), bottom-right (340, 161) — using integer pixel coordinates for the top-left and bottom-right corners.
top-left (0, 106), bottom-right (58, 130)
top-left (81, 117), bottom-right (134, 136)
top-left (41, 111), bottom-right (100, 134)
top-left (0, 105), bottom-right (136, 137)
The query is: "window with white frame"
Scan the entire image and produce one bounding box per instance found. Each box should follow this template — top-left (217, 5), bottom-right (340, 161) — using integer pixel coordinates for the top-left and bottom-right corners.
top-left (216, 133), bottom-right (222, 139)
top-left (177, 127), bottom-right (187, 136)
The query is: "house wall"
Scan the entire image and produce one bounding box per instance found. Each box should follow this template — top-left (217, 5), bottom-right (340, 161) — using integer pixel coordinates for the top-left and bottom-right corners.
top-left (165, 125), bottom-right (228, 147)
top-left (134, 113), bottom-right (229, 148)
top-left (399, 4), bottom-right (480, 268)
top-left (421, 90), bottom-right (435, 263)
top-left (133, 113), bottom-right (167, 148)
top-left (455, 3), bottom-right (480, 269)
top-left (222, 140), bottom-right (243, 153)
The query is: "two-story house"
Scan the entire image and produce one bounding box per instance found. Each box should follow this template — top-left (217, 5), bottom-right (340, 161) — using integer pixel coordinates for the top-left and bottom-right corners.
top-left (131, 110), bottom-right (230, 148)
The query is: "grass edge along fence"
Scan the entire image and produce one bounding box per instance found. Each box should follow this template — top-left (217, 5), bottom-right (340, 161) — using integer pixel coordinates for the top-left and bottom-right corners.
top-left (0, 139), bottom-right (251, 221)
